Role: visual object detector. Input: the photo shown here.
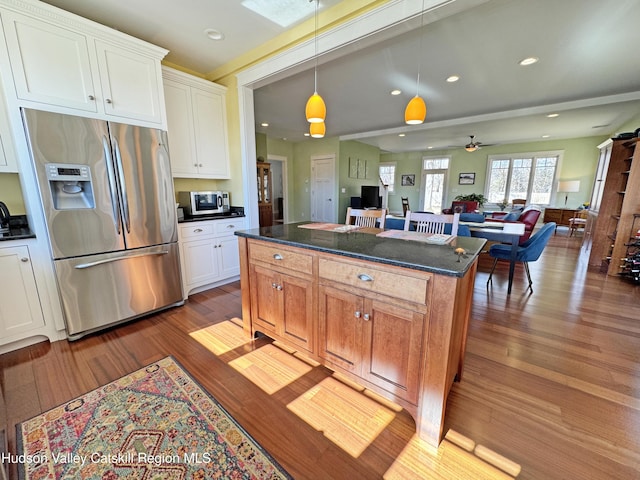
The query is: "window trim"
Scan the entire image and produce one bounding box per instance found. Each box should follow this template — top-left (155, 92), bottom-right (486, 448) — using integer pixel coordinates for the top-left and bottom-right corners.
top-left (485, 150), bottom-right (564, 206)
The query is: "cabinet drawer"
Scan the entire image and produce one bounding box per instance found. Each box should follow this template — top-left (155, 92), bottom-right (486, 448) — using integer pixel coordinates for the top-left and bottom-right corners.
top-left (318, 258), bottom-right (429, 305)
top-left (248, 241), bottom-right (312, 272)
top-left (214, 218), bottom-right (245, 235)
top-left (180, 223), bottom-right (215, 239)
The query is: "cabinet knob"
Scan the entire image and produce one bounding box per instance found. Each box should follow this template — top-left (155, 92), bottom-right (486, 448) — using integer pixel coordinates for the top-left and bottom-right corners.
top-left (354, 311), bottom-right (361, 318)
top-left (194, 163), bottom-right (199, 167)
top-left (363, 313), bottom-right (370, 321)
top-left (357, 273), bottom-right (373, 282)
top-left (273, 253), bottom-right (283, 260)
top-left (88, 95), bottom-right (95, 100)
top-left (21, 257), bottom-right (29, 263)
top-left (276, 285), bottom-right (282, 291)
top-left (272, 282), bottom-right (278, 289)
top-left (105, 98), bottom-right (112, 104)
top-left (199, 164), bottom-right (203, 167)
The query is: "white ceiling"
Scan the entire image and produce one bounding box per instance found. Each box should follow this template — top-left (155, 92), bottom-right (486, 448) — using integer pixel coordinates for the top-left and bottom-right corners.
top-left (41, 0), bottom-right (640, 153)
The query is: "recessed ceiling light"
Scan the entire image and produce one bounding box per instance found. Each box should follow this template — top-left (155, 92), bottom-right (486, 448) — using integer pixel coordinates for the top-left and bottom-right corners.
top-left (304, 132), bottom-right (310, 137)
top-left (427, 146), bottom-right (433, 149)
top-left (519, 56), bottom-right (539, 66)
top-left (204, 28), bottom-right (224, 40)
top-left (446, 75), bottom-right (460, 83)
top-left (261, 122), bottom-right (269, 127)
top-left (390, 89), bottom-right (402, 96)
top-left (546, 113), bottom-right (559, 118)
top-left (542, 134), bottom-right (550, 138)
top-left (398, 133), bottom-right (406, 137)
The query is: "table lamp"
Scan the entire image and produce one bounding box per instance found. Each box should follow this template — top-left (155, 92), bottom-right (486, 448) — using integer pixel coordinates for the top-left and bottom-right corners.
top-left (557, 180), bottom-right (580, 206)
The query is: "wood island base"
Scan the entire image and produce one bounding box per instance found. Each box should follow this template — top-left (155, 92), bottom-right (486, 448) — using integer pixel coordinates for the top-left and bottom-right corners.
top-left (237, 233), bottom-right (480, 448)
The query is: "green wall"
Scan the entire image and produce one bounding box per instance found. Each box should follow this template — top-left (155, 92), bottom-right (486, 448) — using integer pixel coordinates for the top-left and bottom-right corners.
top-left (338, 140), bottom-right (381, 221)
top-left (0, 173), bottom-right (26, 214)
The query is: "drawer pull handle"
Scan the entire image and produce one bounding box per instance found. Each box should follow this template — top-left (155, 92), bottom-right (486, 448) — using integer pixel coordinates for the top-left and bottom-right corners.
top-left (21, 257), bottom-right (29, 263)
top-left (227, 224), bottom-right (235, 228)
top-left (363, 313), bottom-right (370, 321)
top-left (354, 311), bottom-right (361, 318)
top-left (273, 253), bottom-right (283, 260)
top-left (357, 273), bottom-right (373, 282)
top-left (194, 228), bottom-right (203, 233)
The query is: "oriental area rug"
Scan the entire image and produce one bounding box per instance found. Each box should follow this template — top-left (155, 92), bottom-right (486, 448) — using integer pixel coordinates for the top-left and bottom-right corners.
top-left (16, 356), bottom-right (292, 480)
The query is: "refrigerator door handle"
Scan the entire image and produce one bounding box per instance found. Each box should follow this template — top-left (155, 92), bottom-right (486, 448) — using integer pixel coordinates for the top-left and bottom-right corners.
top-left (74, 250), bottom-right (170, 269)
top-left (112, 138), bottom-right (131, 233)
top-left (103, 136), bottom-right (122, 235)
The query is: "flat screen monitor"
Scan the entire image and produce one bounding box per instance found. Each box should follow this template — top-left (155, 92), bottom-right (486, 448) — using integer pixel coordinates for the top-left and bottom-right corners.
top-left (361, 185), bottom-right (381, 208)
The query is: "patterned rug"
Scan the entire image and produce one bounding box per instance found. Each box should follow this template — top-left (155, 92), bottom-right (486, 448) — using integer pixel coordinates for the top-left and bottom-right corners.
top-left (17, 356), bottom-right (292, 479)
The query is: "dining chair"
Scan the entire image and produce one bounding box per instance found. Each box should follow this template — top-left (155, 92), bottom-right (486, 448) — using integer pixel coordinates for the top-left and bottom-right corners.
top-left (346, 207), bottom-right (387, 228)
top-left (401, 197), bottom-right (410, 217)
top-left (568, 210), bottom-right (587, 236)
top-left (403, 211), bottom-right (459, 236)
top-left (512, 198), bottom-right (527, 207)
top-left (486, 222), bottom-right (556, 292)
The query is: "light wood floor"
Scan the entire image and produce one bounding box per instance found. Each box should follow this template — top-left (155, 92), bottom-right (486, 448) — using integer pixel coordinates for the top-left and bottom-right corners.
top-left (2, 229), bottom-right (639, 479)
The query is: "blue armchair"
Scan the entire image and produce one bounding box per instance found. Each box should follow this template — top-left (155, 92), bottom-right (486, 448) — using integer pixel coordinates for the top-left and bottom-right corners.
top-left (486, 222), bottom-right (556, 292)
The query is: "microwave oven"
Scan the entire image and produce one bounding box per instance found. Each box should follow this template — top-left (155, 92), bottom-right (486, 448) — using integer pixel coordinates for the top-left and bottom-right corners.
top-left (178, 191), bottom-right (230, 216)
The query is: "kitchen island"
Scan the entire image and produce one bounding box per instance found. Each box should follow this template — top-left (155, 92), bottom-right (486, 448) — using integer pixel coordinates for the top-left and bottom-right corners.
top-left (236, 222), bottom-right (486, 448)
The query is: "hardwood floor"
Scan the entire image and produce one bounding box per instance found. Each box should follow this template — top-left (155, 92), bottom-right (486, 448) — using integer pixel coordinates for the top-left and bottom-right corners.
top-left (2, 229), bottom-right (639, 479)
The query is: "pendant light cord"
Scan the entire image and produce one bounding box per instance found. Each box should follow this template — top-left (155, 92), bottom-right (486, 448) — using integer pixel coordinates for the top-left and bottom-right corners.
top-left (415, 0), bottom-right (425, 97)
top-left (313, 0), bottom-right (319, 93)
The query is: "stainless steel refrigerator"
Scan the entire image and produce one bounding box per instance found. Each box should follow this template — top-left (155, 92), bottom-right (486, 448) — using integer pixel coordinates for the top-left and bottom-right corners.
top-left (22, 108), bottom-right (183, 339)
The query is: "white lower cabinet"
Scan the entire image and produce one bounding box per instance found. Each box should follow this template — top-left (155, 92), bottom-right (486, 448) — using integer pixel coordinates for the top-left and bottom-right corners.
top-left (0, 244), bottom-right (45, 343)
top-left (178, 218), bottom-right (246, 297)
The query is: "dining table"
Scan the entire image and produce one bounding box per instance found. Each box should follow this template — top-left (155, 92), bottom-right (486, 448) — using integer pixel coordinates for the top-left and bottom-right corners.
top-left (461, 220), bottom-right (526, 294)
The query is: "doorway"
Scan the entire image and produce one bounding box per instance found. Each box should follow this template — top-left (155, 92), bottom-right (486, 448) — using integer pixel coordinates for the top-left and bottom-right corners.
top-left (420, 169), bottom-right (447, 213)
top-left (267, 154), bottom-right (287, 224)
top-left (311, 154), bottom-right (336, 223)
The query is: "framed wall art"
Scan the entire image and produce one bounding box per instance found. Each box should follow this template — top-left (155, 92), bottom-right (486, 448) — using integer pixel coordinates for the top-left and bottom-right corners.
top-left (458, 172), bottom-right (475, 185)
top-left (401, 174), bottom-right (415, 186)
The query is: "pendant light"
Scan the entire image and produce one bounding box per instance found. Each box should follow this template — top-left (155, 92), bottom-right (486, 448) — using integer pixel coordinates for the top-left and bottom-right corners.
top-left (405, 0), bottom-right (426, 125)
top-left (310, 121), bottom-right (325, 138)
top-left (305, 0), bottom-right (326, 124)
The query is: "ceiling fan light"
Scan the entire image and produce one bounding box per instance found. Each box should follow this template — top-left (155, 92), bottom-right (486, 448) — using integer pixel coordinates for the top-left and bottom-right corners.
top-left (305, 92), bottom-right (326, 123)
top-left (405, 95), bottom-right (426, 125)
top-left (465, 144), bottom-right (477, 152)
top-left (310, 121), bottom-right (325, 138)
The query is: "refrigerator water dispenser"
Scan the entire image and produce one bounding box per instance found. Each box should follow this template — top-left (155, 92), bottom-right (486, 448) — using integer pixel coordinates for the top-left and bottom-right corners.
top-left (45, 163), bottom-right (95, 210)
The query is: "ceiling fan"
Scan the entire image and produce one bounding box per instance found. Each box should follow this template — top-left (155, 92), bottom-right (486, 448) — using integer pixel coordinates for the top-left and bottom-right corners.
top-left (464, 135), bottom-right (490, 152)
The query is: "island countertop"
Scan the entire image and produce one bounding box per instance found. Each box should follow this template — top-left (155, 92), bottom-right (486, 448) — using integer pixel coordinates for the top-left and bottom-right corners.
top-left (235, 222), bottom-right (486, 277)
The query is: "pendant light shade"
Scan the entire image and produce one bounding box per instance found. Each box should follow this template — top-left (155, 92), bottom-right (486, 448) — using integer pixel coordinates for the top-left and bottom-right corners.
top-left (404, 95), bottom-right (426, 125)
top-left (306, 92), bottom-right (326, 123)
top-left (310, 121), bottom-right (325, 138)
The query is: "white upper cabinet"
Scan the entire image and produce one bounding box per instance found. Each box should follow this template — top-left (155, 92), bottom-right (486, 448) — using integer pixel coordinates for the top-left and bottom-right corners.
top-left (0, 3), bottom-right (167, 127)
top-left (0, 73), bottom-right (17, 172)
top-left (163, 67), bottom-right (230, 179)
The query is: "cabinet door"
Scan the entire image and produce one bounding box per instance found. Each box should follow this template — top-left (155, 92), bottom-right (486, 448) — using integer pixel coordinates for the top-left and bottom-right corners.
top-left (280, 273), bottom-right (314, 352)
top-left (0, 245), bottom-right (45, 341)
top-left (181, 238), bottom-right (220, 288)
top-left (249, 264), bottom-right (280, 335)
top-left (318, 285), bottom-right (363, 374)
top-left (95, 40), bottom-right (163, 124)
top-left (2, 11), bottom-right (98, 112)
top-left (218, 235), bottom-right (241, 279)
top-left (360, 299), bottom-right (424, 404)
top-left (0, 75), bottom-right (17, 172)
top-left (164, 80), bottom-right (197, 176)
top-left (191, 87), bottom-right (230, 178)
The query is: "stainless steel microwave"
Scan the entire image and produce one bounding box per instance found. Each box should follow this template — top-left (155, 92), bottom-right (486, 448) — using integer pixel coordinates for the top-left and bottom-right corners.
top-left (178, 191), bottom-right (230, 216)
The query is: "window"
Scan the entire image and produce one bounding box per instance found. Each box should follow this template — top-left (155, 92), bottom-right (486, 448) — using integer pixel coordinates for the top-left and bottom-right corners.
top-left (486, 151), bottom-right (562, 205)
top-left (379, 162), bottom-right (396, 193)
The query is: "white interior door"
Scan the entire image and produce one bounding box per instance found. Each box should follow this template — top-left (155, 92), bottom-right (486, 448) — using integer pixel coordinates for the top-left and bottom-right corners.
top-left (420, 170), bottom-right (447, 213)
top-left (311, 154), bottom-right (336, 222)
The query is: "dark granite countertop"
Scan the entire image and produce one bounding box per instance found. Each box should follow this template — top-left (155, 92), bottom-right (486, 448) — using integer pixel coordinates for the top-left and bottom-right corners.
top-left (178, 213), bottom-right (245, 223)
top-left (0, 227), bottom-right (36, 241)
top-left (235, 222), bottom-right (486, 277)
